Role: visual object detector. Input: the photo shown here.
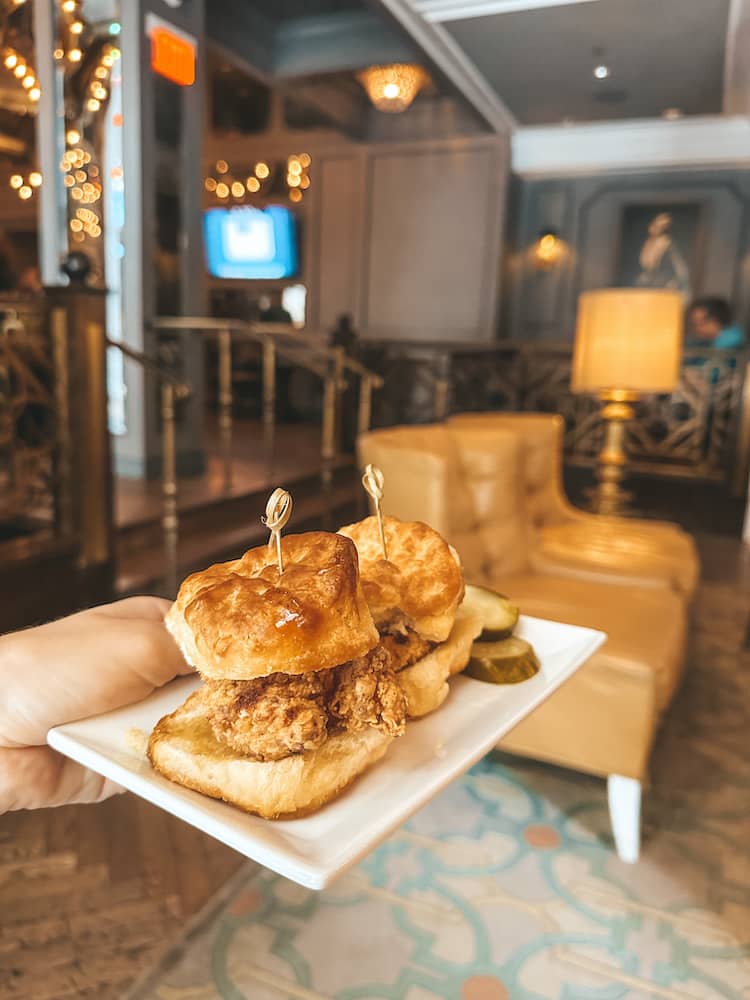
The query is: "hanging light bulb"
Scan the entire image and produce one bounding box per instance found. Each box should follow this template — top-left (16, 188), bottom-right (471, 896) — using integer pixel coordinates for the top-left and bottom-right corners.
top-left (357, 64), bottom-right (429, 113)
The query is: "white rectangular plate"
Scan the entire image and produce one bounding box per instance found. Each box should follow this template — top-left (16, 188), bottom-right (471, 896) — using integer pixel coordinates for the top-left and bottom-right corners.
top-left (48, 615), bottom-right (604, 889)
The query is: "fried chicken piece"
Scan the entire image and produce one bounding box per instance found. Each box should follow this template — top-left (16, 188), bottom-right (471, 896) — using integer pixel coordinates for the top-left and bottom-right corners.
top-left (330, 646), bottom-right (407, 737)
top-left (204, 670), bottom-right (334, 762)
top-left (204, 646), bottom-right (406, 761)
top-left (379, 626), bottom-right (435, 673)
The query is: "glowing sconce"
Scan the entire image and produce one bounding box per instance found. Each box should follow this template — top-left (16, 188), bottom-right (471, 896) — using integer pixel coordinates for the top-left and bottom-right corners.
top-left (532, 230), bottom-right (566, 270)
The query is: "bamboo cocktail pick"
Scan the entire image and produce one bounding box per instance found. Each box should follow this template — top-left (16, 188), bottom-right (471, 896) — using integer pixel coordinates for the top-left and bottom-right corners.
top-left (263, 487), bottom-right (293, 574)
top-left (362, 463), bottom-right (388, 560)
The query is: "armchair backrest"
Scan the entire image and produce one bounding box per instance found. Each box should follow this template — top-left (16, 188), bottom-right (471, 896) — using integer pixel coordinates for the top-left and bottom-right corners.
top-left (357, 423), bottom-right (530, 585)
top-left (448, 412), bottom-right (569, 528)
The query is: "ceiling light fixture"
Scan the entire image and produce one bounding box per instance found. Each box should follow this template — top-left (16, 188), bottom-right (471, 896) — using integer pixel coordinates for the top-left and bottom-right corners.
top-left (357, 63), bottom-right (429, 113)
top-left (593, 64), bottom-right (610, 80)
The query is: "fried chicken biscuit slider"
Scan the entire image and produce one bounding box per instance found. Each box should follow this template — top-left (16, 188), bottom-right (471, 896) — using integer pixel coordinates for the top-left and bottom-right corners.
top-left (338, 516), bottom-right (483, 718)
top-left (149, 532), bottom-right (407, 818)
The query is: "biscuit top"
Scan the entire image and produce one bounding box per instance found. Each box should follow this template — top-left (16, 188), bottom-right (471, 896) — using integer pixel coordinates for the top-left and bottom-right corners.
top-left (166, 532), bottom-right (379, 680)
top-left (337, 516), bottom-right (464, 642)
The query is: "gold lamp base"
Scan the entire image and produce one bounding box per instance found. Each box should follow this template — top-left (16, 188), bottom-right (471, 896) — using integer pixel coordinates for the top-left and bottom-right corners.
top-left (584, 392), bottom-right (639, 517)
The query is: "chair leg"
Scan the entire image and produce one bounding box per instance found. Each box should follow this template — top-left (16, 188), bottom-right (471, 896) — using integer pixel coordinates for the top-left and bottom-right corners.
top-left (607, 774), bottom-right (641, 863)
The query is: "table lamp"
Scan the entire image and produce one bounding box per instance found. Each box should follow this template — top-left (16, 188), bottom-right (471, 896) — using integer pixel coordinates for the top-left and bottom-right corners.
top-left (571, 287), bottom-right (683, 516)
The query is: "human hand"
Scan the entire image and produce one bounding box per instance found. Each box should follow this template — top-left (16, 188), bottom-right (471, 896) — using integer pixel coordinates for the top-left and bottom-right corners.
top-left (0, 596), bottom-right (191, 812)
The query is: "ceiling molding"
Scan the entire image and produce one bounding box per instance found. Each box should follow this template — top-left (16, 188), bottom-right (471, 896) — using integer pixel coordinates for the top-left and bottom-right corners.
top-left (414, 0), bottom-right (599, 21)
top-left (513, 115), bottom-right (750, 176)
top-left (373, 0), bottom-right (516, 133)
top-left (274, 11), bottom-right (415, 78)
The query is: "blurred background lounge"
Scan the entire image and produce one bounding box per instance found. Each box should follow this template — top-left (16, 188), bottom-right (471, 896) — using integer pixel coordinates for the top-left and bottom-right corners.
top-left (1, 0), bottom-right (749, 997)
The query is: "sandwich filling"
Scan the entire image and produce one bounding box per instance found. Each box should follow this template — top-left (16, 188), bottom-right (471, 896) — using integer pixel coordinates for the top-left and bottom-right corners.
top-left (378, 611), bottom-right (436, 673)
top-left (203, 644), bottom-right (406, 761)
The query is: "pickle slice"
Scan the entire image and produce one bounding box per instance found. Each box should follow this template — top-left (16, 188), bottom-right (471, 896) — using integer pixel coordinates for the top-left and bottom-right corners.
top-left (466, 636), bottom-right (540, 684)
top-left (464, 584), bottom-right (519, 641)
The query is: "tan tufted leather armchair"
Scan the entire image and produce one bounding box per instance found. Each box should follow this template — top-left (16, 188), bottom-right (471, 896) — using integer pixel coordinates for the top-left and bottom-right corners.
top-left (448, 413), bottom-right (699, 598)
top-left (358, 421), bottom-right (691, 863)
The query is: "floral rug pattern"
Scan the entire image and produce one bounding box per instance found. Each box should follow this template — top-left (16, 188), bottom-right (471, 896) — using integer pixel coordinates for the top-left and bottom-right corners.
top-left (130, 583), bottom-right (750, 1000)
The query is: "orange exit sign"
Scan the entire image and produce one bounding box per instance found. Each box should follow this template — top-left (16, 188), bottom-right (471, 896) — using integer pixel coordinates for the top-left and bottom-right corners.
top-left (150, 25), bottom-right (195, 86)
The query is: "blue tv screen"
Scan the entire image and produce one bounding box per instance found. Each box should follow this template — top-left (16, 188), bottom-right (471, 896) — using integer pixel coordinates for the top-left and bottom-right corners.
top-left (203, 205), bottom-right (298, 280)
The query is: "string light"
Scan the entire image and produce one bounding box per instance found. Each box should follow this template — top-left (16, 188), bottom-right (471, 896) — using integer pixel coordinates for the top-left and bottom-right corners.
top-left (19, 186), bottom-right (32, 200)
top-left (4, 52), bottom-right (17, 69)
top-left (204, 154), bottom-right (312, 204)
top-left (68, 48), bottom-right (82, 62)
top-left (286, 154), bottom-right (311, 200)
top-left (29, 87), bottom-right (40, 101)
top-left (29, 172), bottom-right (42, 187)
top-left (9, 175), bottom-right (22, 189)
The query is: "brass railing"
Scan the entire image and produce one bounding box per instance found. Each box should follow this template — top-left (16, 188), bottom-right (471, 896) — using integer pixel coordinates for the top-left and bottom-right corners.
top-left (113, 319), bottom-right (383, 592)
top-left (151, 317), bottom-right (383, 493)
top-left (106, 339), bottom-right (190, 596)
top-left (362, 339), bottom-right (750, 493)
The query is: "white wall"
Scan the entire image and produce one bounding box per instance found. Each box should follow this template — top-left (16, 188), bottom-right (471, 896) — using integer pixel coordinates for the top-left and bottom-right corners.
top-left (205, 129), bottom-right (510, 341)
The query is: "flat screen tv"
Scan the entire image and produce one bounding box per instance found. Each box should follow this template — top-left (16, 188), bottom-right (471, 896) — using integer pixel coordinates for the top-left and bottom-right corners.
top-left (203, 205), bottom-right (298, 280)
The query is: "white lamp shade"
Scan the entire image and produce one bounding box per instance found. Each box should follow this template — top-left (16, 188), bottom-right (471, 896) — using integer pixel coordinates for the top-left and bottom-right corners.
top-left (572, 288), bottom-right (684, 395)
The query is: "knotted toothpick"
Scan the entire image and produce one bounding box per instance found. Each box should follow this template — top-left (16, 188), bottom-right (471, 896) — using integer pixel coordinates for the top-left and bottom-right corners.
top-left (362, 463), bottom-right (388, 560)
top-left (262, 487), bottom-right (293, 574)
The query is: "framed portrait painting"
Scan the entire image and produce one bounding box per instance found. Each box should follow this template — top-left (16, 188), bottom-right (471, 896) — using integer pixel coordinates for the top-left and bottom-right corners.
top-left (615, 202), bottom-right (705, 300)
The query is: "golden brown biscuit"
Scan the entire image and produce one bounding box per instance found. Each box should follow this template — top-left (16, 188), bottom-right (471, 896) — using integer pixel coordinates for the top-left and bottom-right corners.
top-left (166, 532), bottom-right (379, 680)
top-left (148, 687), bottom-right (393, 819)
top-left (338, 516), bottom-right (464, 642)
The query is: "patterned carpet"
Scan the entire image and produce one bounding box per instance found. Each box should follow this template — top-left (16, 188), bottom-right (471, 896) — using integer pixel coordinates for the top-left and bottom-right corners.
top-left (129, 582), bottom-right (750, 1000)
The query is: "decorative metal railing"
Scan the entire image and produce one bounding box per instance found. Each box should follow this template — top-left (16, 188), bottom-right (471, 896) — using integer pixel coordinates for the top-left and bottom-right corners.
top-left (362, 340), bottom-right (750, 491)
top-left (0, 296), bottom-right (59, 531)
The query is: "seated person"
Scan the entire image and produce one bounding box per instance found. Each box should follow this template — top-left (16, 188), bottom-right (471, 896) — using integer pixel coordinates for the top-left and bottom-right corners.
top-left (687, 297), bottom-right (745, 349)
